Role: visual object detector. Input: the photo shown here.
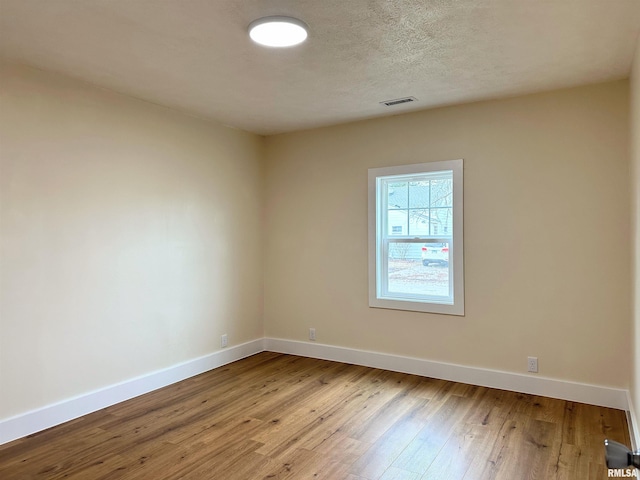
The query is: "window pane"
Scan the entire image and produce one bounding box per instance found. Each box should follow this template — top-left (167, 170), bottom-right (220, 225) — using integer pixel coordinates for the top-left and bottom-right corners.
top-left (388, 210), bottom-right (408, 235)
top-left (408, 208), bottom-right (430, 235)
top-left (388, 243), bottom-right (423, 260)
top-left (387, 182), bottom-right (408, 209)
top-left (429, 207), bottom-right (453, 235)
top-left (408, 181), bottom-right (430, 208)
top-left (430, 178), bottom-right (453, 207)
top-left (387, 243), bottom-right (450, 298)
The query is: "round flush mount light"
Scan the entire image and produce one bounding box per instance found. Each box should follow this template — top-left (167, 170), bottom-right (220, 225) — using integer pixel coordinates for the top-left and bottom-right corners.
top-left (248, 16), bottom-right (308, 47)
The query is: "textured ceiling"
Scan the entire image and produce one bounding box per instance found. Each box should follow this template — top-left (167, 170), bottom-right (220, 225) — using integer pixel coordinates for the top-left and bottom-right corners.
top-left (1, 0), bottom-right (639, 135)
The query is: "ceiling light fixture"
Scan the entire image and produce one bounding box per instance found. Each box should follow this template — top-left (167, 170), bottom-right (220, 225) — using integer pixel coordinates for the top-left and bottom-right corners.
top-left (248, 16), bottom-right (308, 47)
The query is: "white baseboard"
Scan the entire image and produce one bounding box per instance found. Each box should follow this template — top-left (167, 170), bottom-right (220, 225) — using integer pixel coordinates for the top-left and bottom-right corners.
top-left (264, 338), bottom-right (630, 411)
top-left (1, 337), bottom-right (631, 447)
top-left (0, 338), bottom-right (265, 446)
top-left (628, 391), bottom-right (640, 451)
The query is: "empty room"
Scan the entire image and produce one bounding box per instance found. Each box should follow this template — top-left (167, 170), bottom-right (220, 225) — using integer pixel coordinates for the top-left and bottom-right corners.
top-left (1, 1), bottom-right (640, 479)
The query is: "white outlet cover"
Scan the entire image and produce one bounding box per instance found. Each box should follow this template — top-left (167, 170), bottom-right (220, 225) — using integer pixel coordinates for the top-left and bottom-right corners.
top-left (527, 356), bottom-right (538, 373)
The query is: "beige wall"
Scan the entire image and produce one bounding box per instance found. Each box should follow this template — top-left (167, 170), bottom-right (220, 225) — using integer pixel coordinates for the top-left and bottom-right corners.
top-left (264, 81), bottom-right (631, 388)
top-left (0, 59), bottom-right (634, 426)
top-left (631, 33), bottom-right (640, 436)
top-left (0, 62), bottom-right (264, 420)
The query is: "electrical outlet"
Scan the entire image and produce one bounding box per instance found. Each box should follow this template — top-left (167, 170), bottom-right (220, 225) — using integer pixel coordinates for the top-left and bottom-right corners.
top-left (527, 356), bottom-right (538, 373)
top-left (309, 328), bottom-right (316, 341)
top-left (221, 334), bottom-right (228, 348)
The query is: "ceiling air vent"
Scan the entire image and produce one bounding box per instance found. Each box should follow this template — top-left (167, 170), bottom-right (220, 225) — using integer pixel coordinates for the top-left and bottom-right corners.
top-left (380, 96), bottom-right (417, 107)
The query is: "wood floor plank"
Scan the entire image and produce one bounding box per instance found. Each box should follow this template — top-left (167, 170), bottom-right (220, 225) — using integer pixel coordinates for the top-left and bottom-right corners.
top-left (348, 398), bottom-right (437, 478)
top-left (380, 466), bottom-right (421, 480)
top-left (421, 423), bottom-right (487, 480)
top-left (462, 417), bottom-right (523, 480)
top-left (312, 434), bottom-right (371, 465)
top-left (255, 367), bottom-right (397, 458)
top-left (0, 352), bottom-right (630, 480)
top-left (390, 394), bottom-right (473, 474)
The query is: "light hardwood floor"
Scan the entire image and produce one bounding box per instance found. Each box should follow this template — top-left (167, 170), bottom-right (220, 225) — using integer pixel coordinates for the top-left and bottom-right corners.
top-left (0, 352), bottom-right (631, 479)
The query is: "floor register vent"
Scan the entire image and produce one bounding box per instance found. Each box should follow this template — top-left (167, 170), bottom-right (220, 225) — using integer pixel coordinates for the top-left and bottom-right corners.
top-left (380, 96), bottom-right (417, 106)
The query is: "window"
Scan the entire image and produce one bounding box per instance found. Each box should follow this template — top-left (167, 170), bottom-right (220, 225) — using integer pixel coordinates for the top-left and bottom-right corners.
top-left (368, 159), bottom-right (464, 315)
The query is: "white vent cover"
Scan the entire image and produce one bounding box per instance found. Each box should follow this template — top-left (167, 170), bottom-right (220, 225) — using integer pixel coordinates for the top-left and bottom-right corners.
top-left (380, 96), bottom-right (418, 106)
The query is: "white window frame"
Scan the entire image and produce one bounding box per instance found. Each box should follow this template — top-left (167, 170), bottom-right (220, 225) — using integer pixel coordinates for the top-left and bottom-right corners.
top-left (368, 159), bottom-right (464, 315)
